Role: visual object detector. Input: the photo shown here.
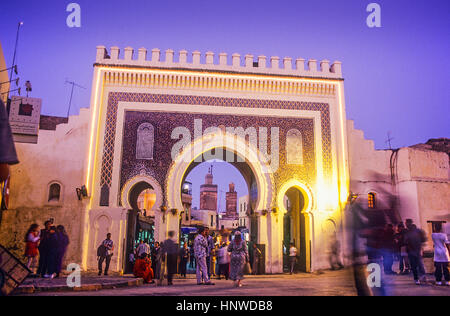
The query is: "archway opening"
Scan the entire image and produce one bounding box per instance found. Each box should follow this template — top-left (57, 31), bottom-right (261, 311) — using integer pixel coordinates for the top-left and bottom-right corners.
top-left (124, 181), bottom-right (155, 273)
top-left (283, 187), bottom-right (310, 273)
top-left (179, 146), bottom-right (266, 272)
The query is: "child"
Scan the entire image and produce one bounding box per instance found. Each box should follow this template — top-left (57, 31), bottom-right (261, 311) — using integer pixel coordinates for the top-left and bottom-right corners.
top-left (24, 224), bottom-right (40, 274)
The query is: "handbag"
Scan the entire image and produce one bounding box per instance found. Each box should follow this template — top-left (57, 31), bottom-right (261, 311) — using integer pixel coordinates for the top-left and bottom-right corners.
top-left (243, 262), bottom-right (252, 275)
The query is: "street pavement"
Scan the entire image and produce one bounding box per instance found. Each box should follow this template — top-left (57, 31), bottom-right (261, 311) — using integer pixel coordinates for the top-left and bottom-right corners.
top-left (15, 269), bottom-right (450, 296)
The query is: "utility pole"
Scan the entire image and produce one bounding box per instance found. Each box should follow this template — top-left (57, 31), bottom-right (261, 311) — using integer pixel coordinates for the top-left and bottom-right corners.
top-left (65, 80), bottom-right (86, 117)
top-left (8, 22), bottom-right (24, 100)
top-left (385, 131), bottom-right (394, 150)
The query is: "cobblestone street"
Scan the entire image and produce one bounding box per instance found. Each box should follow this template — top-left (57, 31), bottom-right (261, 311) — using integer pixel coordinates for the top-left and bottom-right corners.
top-left (16, 269), bottom-right (450, 296)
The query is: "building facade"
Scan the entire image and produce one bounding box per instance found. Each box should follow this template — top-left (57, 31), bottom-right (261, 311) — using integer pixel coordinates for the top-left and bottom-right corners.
top-left (238, 195), bottom-right (250, 228)
top-left (5, 45), bottom-right (445, 275)
top-left (225, 182), bottom-right (238, 218)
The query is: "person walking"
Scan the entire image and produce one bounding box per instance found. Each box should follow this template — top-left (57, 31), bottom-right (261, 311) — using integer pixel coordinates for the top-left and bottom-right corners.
top-left (228, 231), bottom-right (249, 287)
top-left (252, 244), bottom-right (262, 275)
top-left (329, 233), bottom-right (344, 270)
top-left (55, 225), bottom-right (69, 278)
top-left (289, 243), bottom-right (297, 274)
top-left (161, 231), bottom-right (178, 286)
top-left (405, 224), bottom-right (427, 285)
top-left (217, 242), bottom-right (230, 280)
top-left (24, 224), bottom-right (40, 274)
top-left (97, 233), bottom-right (114, 276)
top-left (179, 243), bottom-right (190, 278)
top-left (431, 222), bottom-right (450, 286)
top-left (194, 227), bottom-right (214, 285)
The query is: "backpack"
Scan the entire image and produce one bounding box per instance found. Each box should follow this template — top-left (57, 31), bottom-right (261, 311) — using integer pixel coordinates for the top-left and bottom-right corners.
top-left (97, 244), bottom-right (107, 257)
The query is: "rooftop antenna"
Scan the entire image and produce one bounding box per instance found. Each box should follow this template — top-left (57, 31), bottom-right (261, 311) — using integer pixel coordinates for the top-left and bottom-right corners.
top-left (385, 131), bottom-right (394, 150)
top-left (65, 79), bottom-right (86, 117)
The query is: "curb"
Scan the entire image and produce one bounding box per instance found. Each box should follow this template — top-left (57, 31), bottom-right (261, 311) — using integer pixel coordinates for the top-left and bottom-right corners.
top-left (14, 278), bottom-right (144, 295)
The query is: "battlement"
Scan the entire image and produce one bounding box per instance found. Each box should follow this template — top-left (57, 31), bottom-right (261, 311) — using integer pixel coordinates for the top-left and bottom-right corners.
top-left (95, 46), bottom-right (343, 79)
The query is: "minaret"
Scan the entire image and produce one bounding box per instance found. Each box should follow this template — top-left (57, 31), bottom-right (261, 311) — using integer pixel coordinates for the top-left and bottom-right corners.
top-left (225, 182), bottom-right (237, 218)
top-left (199, 165), bottom-right (218, 211)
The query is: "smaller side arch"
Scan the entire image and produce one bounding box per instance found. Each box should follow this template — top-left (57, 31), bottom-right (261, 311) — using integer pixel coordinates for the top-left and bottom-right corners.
top-left (277, 179), bottom-right (314, 214)
top-left (121, 175), bottom-right (163, 212)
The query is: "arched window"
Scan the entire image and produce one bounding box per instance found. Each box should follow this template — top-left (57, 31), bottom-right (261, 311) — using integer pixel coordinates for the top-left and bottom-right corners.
top-left (286, 129), bottom-right (303, 165)
top-left (48, 183), bottom-right (61, 202)
top-left (136, 123), bottom-right (155, 160)
top-left (368, 192), bottom-right (376, 209)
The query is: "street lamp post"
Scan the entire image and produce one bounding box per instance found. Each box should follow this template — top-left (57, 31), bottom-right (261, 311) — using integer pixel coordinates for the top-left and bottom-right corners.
top-left (8, 22), bottom-right (24, 99)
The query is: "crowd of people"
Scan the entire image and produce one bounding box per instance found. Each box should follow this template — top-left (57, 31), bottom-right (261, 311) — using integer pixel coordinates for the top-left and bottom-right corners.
top-left (111, 226), bottom-right (257, 287)
top-left (24, 219), bottom-right (70, 279)
top-left (363, 217), bottom-right (450, 286)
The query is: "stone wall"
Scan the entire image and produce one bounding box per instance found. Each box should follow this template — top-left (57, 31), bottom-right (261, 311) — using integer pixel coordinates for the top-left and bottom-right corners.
top-left (347, 120), bottom-right (450, 253)
top-left (0, 108), bottom-right (90, 267)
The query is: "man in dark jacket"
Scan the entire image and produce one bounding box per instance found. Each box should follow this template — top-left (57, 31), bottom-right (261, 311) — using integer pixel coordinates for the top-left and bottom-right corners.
top-left (161, 231), bottom-right (178, 285)
top-left (405, 224), bottom-right (427, 284)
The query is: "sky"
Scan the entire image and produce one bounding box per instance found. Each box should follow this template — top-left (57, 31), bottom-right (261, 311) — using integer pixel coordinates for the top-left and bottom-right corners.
top-left (1, 0), bottom-right (449, 204)
top-left (185, 161), bottom-right (248, 211)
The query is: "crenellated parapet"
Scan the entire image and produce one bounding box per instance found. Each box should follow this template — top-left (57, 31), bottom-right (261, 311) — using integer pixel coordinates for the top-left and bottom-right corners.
top-left (95, 46), bottom-right (343, 79)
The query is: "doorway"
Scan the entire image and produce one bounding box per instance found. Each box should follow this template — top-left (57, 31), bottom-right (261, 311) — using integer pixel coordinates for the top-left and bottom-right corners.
top-left (283, 187), bottom-right (310, 273)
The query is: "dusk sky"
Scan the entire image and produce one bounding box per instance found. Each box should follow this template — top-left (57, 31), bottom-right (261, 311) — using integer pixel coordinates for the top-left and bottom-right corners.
top-left (1, 0), bottom-right (449, 206)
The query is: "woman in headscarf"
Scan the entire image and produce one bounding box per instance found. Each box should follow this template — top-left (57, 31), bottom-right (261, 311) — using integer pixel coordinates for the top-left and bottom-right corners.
top-left (228, 231), bottom-right (249, 287)
top-left (133, 253), bottom-right (154, 283)
top-left (55, 225), bottom-right (70, 278)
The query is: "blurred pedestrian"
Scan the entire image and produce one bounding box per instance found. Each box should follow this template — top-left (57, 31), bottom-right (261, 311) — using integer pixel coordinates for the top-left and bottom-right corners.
top-left (431, 222), bottom-right (450, 286)
top-left (329, 233), bottom-right (344, 270)
top-left (382, 224), bottom-right (395, 274)
top-left (228, 231), bottom-right (249, 287)
top-left (161, 231), bottom-right (178, 286)
top-left (55, 225), bottom-right (69, 278)
top-left (24, 224), bottom-right (40, 274)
